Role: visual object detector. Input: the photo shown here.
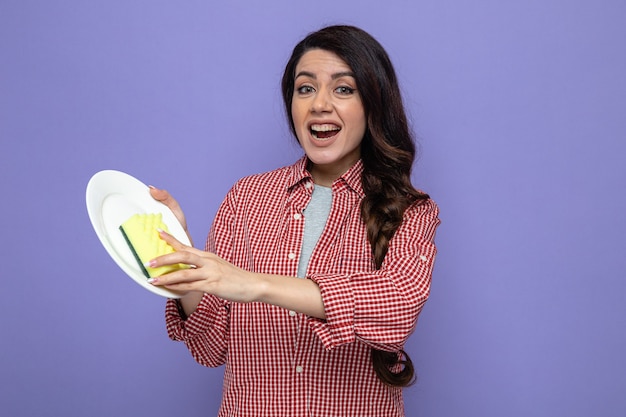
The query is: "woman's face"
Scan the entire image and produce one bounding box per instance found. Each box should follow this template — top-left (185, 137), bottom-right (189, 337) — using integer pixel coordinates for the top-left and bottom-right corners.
top-left (291, 49), bottom-right (367, 185)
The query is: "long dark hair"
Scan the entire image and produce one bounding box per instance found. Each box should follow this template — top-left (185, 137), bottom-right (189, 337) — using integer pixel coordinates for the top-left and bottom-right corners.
top-left (281, 25), bottom-right (429, 387)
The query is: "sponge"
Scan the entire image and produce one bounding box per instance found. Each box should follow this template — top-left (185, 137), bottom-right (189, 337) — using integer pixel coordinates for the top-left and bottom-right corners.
top-left (119, 213), bottom-right (189, 278)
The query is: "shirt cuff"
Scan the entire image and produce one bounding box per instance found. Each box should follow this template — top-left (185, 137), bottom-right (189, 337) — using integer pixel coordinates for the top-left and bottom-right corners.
top-left (307, 273), bottom-right (356, 350)
top-left (165, 294), bottom-right (227, 342)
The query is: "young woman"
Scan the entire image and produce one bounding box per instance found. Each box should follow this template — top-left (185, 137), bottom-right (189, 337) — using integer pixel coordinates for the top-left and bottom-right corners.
top-left (148, 25), bottom-right (440, 417)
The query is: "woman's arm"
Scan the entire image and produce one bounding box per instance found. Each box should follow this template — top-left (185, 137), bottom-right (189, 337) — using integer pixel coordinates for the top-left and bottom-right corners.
top-left (149, 183), bottom-right (327, 319)
top-left (306, 198), bottom-right (440, 352)
top-left (147, 231), bottom-right (327, 319)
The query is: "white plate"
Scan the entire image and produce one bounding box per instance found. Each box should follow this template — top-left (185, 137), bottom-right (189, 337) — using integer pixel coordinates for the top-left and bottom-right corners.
top-left (86, 170), bottom-right (190, 298)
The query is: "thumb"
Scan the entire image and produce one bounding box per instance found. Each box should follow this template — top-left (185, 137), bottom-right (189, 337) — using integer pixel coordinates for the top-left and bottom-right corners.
top-left (148, 185), bottom-right (187, 231)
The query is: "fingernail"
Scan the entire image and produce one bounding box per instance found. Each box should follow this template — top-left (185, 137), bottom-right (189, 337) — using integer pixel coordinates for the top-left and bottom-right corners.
top-left (147, 277), bottom-right (158, 284)
top-left (148, 185), bottom-right (156, 189)
top-left (144, 260), bottom-right (156, 268)
top-left (156, 228), bottom-right (164, 233)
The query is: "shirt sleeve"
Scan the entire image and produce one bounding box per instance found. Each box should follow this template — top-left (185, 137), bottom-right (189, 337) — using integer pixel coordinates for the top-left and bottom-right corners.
top-left (165, 295), bottom-right (229, 367)
top-left (306, 198), bottom-right (440, 352)
top-left (163, 186), bottom-right (238, 368)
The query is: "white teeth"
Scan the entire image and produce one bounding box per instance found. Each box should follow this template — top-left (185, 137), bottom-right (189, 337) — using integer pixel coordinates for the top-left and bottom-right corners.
top-left (310, 124), bottom-right (340, 132)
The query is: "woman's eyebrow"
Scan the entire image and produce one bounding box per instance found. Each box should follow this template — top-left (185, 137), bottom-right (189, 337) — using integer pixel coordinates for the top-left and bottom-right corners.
top-left (295, 71), bottom-right (316, 79)
top-left (331, 71), bottom-right (355, 79)
top-left (295, 71), bottom-right (355, 80)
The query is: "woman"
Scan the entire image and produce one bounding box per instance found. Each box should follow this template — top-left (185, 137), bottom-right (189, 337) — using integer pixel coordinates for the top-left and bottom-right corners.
top-left (148, 25), bottom-right (440, 416)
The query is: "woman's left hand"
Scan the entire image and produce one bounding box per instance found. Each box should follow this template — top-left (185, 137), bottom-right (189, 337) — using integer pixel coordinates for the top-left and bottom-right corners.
top-left (147, 229), bottom-right (260, 303)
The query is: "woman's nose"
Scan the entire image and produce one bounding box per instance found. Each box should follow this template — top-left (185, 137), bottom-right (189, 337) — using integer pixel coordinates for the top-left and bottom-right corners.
top-left (311, 91), bottom-right (332, 113)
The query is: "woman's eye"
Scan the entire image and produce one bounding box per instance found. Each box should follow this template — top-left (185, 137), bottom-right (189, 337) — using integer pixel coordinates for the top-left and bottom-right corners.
top-left (296, 85), bottom-right (315, 94)
top-left (335, 86), bottom-right (355, 95)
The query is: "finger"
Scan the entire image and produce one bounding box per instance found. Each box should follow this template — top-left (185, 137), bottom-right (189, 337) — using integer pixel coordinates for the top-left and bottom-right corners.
top-left (148, 266), bottom-right (201, 287)
top-left (162, 279), bottom-right (206, 293)
top-left (148, 185), bottom-right (178, 208)
top-left (157, 228), bottom-right (187, 250)
top-left (148, 250), bottom-right (194, 271)
top-left (157, 229), bottom-right (203, 256)
top-left (148, 186), bottom-right (187, 230)
top-left (147, 239), bottom-right (206, 272)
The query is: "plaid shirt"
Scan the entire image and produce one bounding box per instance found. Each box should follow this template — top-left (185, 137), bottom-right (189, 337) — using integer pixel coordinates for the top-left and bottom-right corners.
top-left (165, 157), bottom-right (440, 417)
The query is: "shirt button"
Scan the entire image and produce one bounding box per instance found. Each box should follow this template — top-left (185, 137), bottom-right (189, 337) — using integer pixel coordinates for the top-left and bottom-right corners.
top-left (293, 213), bottom-right (302, 220)
top-left (419, 255), bottom-right (427, 262)
top-left (295, 366), bottom-right (303, 373)
top-left (305, 182), bottom-right (312, 189)
top-left (288, 253), bottom-right (297, 260)
top-left (289, 310), bottom-right (296, 317)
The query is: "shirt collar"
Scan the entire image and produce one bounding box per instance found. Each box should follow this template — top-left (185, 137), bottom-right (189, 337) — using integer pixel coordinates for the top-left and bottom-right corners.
top-left (287, 156), bottom-right (365, 197)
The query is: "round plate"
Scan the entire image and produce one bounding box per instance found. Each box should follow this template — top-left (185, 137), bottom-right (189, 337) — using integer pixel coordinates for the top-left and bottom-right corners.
top-left (86, 170), bottom-right (190, 298)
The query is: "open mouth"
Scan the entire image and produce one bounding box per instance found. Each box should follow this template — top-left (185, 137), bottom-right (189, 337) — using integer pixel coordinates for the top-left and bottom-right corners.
top-left (310, 124), bottom-right (341, 140)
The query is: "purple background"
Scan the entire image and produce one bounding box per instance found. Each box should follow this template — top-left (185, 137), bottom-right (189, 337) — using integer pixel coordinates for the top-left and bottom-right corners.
top-left (1, 1), bottom-right (625, 416)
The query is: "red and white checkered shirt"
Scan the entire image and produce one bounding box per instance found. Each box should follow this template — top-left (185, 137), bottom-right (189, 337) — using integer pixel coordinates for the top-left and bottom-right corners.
top-left (165, 157), bottom-right (440, 416)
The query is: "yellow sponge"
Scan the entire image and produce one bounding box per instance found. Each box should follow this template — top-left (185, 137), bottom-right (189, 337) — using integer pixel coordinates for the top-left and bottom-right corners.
top-left (119, 213), bottom-right (189, 278)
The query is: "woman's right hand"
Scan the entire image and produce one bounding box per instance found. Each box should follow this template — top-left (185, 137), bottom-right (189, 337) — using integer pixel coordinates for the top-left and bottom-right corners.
top-left (149, 185), bottom-right (204, 315)
top-left (148, 185), bottom-right (193, 245)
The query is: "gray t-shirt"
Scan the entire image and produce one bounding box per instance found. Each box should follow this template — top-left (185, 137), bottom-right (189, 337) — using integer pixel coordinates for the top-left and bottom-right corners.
top-left (297, 185), bottom-right (332, 278)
